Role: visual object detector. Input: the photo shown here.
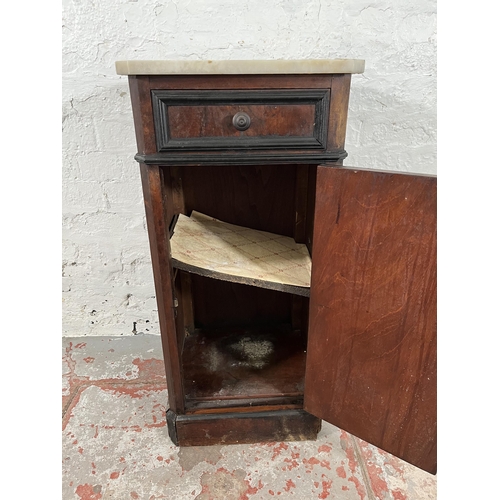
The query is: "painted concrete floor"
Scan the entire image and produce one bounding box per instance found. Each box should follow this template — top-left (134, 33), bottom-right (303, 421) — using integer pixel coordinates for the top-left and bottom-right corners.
top-left (62, 335), bottom-right (437, 500)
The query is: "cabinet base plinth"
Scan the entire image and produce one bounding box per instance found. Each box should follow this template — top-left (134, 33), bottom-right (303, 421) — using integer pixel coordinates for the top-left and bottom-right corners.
top-left (166, 408), bottom-right (321, 446)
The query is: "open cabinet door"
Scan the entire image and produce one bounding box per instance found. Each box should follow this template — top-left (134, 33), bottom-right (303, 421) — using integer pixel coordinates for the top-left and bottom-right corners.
top-left (304, 166), bottom-right (437, 474)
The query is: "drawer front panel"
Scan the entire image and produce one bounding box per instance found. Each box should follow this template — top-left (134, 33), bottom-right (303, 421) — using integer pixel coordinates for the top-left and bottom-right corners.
top-left (151, 90), bottom-right (330, 152)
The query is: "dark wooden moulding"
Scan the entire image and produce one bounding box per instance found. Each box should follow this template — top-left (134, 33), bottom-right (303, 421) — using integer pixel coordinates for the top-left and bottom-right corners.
top-left (127, 72), bottom-right (437, 473)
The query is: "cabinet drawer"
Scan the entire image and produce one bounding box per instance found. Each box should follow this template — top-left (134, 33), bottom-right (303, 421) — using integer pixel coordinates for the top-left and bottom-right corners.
top-left (151, 89), bottom-right (330, 152)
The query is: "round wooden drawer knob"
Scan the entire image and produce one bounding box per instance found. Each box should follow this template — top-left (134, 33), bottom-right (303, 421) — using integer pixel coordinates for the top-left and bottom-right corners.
top-left (232, 112), bottom-right (251, 131)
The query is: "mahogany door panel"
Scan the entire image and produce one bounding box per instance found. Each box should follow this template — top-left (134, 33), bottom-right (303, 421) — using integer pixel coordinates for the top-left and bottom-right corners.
top-left (304, 166), bottom-right (437, 474)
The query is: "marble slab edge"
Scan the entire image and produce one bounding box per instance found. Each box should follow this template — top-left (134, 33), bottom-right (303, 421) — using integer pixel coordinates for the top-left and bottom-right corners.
top-left (115, 59), bottom-right (365, 76)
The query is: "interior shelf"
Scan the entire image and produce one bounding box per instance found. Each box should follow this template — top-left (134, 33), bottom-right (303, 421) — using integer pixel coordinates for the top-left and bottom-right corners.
top-left (182, 324), bottom-right (307, 411)
top-left (170, 211), bottom-right (311, 297)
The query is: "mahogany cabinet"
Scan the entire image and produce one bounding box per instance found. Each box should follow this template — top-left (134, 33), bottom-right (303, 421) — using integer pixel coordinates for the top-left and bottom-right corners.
top-left (115, 60), bottom-right (436, 474)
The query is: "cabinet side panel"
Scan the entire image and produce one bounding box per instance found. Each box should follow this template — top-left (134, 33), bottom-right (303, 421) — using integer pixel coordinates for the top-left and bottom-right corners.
top-left (140, 163), bottom-right (185, 412)
top-left (128, 76), bottom-right (156, 155)
top-left (305, 167), bottom-right (437, 474)
top-left (327, 74), bottom-right (352, 150)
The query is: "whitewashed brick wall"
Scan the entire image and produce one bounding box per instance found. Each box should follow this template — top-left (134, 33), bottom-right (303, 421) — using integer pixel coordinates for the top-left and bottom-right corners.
top-left (62, 0), bottom-right (436, 336)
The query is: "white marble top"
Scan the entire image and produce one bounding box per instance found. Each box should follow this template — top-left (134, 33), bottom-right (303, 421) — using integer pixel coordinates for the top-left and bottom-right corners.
top-left (115, 59), bottom-right (365, 76)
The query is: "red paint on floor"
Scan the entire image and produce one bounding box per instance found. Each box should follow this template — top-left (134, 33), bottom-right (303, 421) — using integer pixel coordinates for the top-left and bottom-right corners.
top-left (340, 430), bottom-right (367, 499)
top-left (132, 357), bottom-right (165, 379)
top-left (244, 483), bottom-right (259, 496)
top-left (303, 456), bottom-right (331, 472)
top-left (365, 461), bottom-right (389, 498)
top-left (387, 453), bottom-right (405, 476)
top-left (304, 456), bottom-right (321, 468)
top-left (282, 449), bottom-right (301, 471)
top-left (347, 475), bottom-right (366, 499)
top-left (336, 466), bottom-right (347, 478)
top-left (271, 442), bottom-right (289, 460)
top-left (105, 384), bottom-right (165, 399)
top-left (243, 478), bottom-right (264, 497)
top-left (144, 420), bottom-right (167, 429)
top-left (75, 484), bottom-right (102, 500)
top-left (318, 477), bottom-right (333, 499)
top-left (356, 439), bottom-right (410, 499)
top-left (392, 490), bottom-right (408, 500)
